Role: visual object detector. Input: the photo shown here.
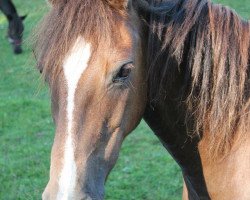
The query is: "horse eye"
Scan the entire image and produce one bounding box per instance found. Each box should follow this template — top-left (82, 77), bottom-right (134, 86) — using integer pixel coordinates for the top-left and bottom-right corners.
top-left (113, 62), bottom-right (133, 83)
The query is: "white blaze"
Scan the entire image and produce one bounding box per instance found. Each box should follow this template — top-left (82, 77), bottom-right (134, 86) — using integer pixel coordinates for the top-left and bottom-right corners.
top-left (57, 38), bottom-right (91, 200)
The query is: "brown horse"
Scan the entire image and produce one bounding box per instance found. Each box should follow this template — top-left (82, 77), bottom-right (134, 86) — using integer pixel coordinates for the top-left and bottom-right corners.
top-left (34, 0), bottom-right (250, 199)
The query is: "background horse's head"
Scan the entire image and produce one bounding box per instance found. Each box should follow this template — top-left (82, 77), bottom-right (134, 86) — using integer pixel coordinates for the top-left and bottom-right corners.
top-left (8, 14), bottom-right (26, 54)
top-left (35, 0), bottom-right (147, 199)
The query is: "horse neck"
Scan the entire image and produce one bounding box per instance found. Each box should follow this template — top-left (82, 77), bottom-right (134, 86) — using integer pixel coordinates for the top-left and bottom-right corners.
top-left (0, 0), bottom-right (18, 21)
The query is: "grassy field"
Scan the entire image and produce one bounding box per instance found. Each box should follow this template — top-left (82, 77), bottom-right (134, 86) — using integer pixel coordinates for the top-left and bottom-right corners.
top-left (0, 1), bottom-right (249, 199)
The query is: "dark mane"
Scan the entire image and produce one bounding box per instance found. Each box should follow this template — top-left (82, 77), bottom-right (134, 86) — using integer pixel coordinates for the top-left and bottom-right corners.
top-left (34, 0), bottom-right (126, 82)
top-left (139, 0), bottom-right (250, 159)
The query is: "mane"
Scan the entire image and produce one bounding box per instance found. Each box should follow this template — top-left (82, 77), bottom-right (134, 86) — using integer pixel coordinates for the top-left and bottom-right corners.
top-left (140, 0), bottom-right (250, 159)
top-left (34, 0), bottom-right (250, 160)
top-left (34, 0), bottom-right (126, 82)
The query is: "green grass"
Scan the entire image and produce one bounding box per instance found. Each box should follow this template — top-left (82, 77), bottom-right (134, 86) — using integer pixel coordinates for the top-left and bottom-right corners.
top-left (0, 1), bottom-right (249, 199)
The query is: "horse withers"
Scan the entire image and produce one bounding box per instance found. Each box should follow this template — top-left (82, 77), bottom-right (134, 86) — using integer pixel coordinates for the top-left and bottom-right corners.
top-left (0, 0), bottom-right (26, 54)
top-left (34, 0), bottom-right (250, 199)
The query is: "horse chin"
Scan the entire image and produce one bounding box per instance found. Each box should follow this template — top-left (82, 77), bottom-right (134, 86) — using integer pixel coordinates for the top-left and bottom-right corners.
top-left (80, 189), bottom-right (105, 200)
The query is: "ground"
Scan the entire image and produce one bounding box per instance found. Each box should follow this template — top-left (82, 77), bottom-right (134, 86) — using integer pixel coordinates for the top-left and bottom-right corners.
top-left (0, 0), bottom-right (249, 199)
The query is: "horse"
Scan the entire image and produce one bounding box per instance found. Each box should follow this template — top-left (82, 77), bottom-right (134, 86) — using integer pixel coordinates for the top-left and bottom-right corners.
top-left (34, 0), bottom-right (250, 199)
top-left (0, 0), bottom-right (26, 54)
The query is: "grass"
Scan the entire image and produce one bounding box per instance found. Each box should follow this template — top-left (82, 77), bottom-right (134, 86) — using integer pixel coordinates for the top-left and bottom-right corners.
top-left (0, 1), bottom-right (249, 199)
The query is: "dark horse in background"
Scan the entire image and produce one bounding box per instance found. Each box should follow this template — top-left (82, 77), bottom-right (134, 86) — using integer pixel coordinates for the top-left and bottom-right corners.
top-left (34, 0), bottom-right (250, 199)
top-left (0, 0), bottom-right (26, 54)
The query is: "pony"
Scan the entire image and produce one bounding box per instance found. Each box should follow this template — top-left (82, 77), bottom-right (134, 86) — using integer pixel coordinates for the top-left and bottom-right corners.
top-left (34, 0), bottom-right (250, 199)
top-left (0, 0), bottom-right (26, 54)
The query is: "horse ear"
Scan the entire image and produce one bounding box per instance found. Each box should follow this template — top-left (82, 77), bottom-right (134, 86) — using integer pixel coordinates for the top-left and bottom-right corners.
top-left (106, 0), bottom-right (129, 10)
top-left (20, 15), bottom-right (27, 21)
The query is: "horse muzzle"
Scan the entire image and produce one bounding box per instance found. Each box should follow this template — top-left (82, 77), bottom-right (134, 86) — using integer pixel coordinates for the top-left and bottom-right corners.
top-left (8, 37), bottom-right (23, 54)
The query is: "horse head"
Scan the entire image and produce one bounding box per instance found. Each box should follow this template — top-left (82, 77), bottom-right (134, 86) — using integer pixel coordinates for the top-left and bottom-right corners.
top-left (36, 0), bottom-right (147, 199)
top-left (8, 14), bottom-right (26, 54)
